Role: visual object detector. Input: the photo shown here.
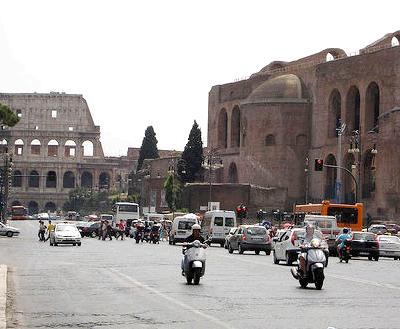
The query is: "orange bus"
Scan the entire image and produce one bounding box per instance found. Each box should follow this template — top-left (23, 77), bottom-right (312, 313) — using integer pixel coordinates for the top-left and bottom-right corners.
top-left (293, 200), bottom-right (363, 232)
top-left (11, 205), bottom-right (28, 220)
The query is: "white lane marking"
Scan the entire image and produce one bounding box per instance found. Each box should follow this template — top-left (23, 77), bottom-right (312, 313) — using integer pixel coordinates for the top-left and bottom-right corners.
top-left (109, 268), bottom-right (236, 329)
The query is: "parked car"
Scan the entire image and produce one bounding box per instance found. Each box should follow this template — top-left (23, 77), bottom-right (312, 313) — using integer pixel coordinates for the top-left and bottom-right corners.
top-left (377, 235), bottom-right (400, 260)
top-left (385, 223), bottom-right (400, 235)
top-left (224, 227), bottom-right (237, 249)
top-left (228, 225), bottom-right (271, 255)
top-left (50, 223), bottom-right (81, 246)
top-left (0, 222), bottom-right (20, 237)
top-left (367, 224), bottom-right (387, 235)
top-left (273, 228), bottom-right (329, 266)
top-left (350, 231), bottom-right (379, 261)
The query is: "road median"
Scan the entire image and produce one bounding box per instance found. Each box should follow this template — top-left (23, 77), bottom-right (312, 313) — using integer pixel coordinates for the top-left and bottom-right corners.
top-left (0, 265), bottom-right (7, 329)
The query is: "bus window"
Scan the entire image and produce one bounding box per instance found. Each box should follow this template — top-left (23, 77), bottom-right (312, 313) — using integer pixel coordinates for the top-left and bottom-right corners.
top-left (327, 207), bottom-right (358, 224)
top-left (118, 204), bottom-right (138, 213)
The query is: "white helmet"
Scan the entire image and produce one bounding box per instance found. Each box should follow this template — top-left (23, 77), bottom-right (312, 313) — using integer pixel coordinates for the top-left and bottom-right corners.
top-left (192, 224), bottom-right (201, 231)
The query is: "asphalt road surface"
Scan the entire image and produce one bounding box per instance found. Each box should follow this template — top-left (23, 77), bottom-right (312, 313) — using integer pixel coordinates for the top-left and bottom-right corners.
top-left (1, 220), bottom-right (400, 329)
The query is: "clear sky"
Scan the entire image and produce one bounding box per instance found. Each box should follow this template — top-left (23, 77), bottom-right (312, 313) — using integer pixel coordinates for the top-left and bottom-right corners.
top-left (0, 0), bottom-right (399, 156)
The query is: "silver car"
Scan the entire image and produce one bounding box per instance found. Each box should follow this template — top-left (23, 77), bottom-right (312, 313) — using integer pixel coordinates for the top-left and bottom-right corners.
top-left (224, 227), bottom-right (237, 249)
top-left (50, 223), bottom-right (82, 246)
top-left (228, 225), bottom-right (272, 255)
top-left (377, 235), bottom-right (400, 260)
top-left (0, 222), bottom-right (20, 237)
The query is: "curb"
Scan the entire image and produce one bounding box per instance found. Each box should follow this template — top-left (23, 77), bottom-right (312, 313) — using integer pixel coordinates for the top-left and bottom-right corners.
top-left (0, 265), bottom-right (7, 329)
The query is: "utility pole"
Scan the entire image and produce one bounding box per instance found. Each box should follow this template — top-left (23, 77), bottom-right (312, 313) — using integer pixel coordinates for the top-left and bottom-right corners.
top-left (336, 121), bottom-right (346, 203)
top-left (305, 157), bottom-right (309, 204)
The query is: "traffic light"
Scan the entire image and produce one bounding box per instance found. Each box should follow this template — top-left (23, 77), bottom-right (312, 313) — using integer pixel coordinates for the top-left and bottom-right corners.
top-left (314, 158), bottom-right (324, 171)
top-left (236, 204), bottom-right (248, 219)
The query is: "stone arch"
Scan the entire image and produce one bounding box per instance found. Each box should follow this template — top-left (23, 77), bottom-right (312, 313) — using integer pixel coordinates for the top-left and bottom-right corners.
top-left (295, 134), bottom-right (307, 146)
top-left (47, 139), bottom-right (59, 157)
top-left (365, 82), bottom-right (380, 133)
top-left (228, 162), bottom-right (238, 183)
top-left (28, 201), bottom-right (39, 215)
top-left (345, 86), bottom-right (360, 134)
top-left (0, 139), bottom-right (8, 145)
top-left (46, 171), bottom-right (57, 188)
top-left (363, 151), bottom-right (376, 199)
top-left (324, 154), bottom-right (337, 200)
top-left (29, 170), bottom-right (40, 188)
top-left (81, 171), bottom-right (93, 188)
top-left (326, 53), bottom-right (335, 62)
top-left (328, 89), bottom-right (341, 138)
top-left (14, 139), bottom-right (24, 156)
top-left (12, 170), bottom-right (22, 187)
top-left (63, 171), bottom-right (75, 189)
top-left (391, 36), bottom-right (400, 47)
top-left (230, 106), bottom-right (240, 148)
top-left (65, 140), bottom-right (77, 157)
top-left (343, 153), bottom-right (356, 203)
top-left (265, 134), bottom-right (276, 146)
top-left (0, 139), bottom-right (8, 154)
top-left (44, 202), bottom-right (56, 212)
top-left (217, 109), bottom-right (228, 148)
top-left (99, 172), bottom-right (110, 190)
top-left (82, 140), bottom-right (94, 157)
top-left (30, 139), bottom-right (41, 155)
top-left (11, 200), bottom-right (21, 207)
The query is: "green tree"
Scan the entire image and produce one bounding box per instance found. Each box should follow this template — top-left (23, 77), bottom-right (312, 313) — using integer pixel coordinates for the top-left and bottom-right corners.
top-left (178, 120), bottom-right (203, 183)
top-left (163, 173), bottom-right (182, 211)
top-left (0, 103), bottom-right (19, 127)
top-left (63, 188), bottom-right (112, 215)
top-left (137, 126), bottom-right (159, 171)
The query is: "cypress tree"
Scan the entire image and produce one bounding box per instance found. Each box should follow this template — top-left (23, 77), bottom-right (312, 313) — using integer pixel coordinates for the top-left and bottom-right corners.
top-left (137, 126), bottom-right (159, 171)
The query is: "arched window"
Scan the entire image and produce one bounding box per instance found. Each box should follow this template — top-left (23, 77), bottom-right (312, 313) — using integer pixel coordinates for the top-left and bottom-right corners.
top-left (328, 89), bottom-right (341, 138)
top-left (324, 154), bottom-right (337, 200)
top-left (265, 134), bottom-right (276, 146)
top-left (82, 141), bottom-right (94, 157)
top-left (81, 171), bottom-right (93, 188)
top-left (99, 172), bottom-right (110, 190)
top-left (217, 109), bottom-right (228, 148)
top-left (365, 82), bottom-right (380, 133)
top-left (48, 140), bottom-right (59, 157)
top-left (63, 171), bottom-right (75, 189)
top-left (230, 106), bottom-right (240, 148)
top-left (65, 140), bottom-right (77, 157)
top-left (228, 163), bottom-right (238, 183)
top-left (363, 151), bottom-right (376, 199)
top-left (0, 139), bottom-right (8, 153)
top-left (30, 139), bottom-right (41, 155)
top-left (391, 36), bottom-right (400, 47)
top-left (12, 170), bottom-right (22, 187)
top-left (345, 86), bottom-right (360, 133)
top-left (44, 202), bottom-right (56, 212)
top-left (14, 139), bottom-right (24, 156)
top-left (46, 171), bottom-right (57, 188)
top-left (29, 170), bottom-right (40, 188)
top-left (28, 201), bottom-right (39, 215)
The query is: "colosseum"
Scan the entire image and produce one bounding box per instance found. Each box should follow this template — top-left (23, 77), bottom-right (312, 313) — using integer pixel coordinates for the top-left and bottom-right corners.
top-left (207, 31), bottom-right (400, 219)
top-left (0, 92), bottom-right (135, 214)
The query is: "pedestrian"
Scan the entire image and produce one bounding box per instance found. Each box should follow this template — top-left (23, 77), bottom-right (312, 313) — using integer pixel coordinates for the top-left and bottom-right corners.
top-left (45, 220), bottom-right (55, 242)
top-left (105, 221), bottom-right (113, 241)
top-left (159, 223), bottom-right (164, 241)
top-left (98, 220), bottom-right (104, 240)
top-left (116, 220), bottom-right (125, 240)
top-left (101, 221), bottom-right (108, 240)
top-left (38, 220), bottom-right (46, 242)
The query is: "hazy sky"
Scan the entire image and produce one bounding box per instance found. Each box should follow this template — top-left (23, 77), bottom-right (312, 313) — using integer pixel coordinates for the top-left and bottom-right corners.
top-left (0, 0), bottom-right (399, 156)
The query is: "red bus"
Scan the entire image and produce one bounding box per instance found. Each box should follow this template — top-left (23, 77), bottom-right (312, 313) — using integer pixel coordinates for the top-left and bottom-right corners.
top-left (11, 206), bottom-right (28, 220)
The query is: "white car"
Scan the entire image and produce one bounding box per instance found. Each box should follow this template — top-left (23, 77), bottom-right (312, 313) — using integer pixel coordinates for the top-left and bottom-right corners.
top-left (0, 222), bottom-right (20, 237)
top-left (50, 223), bottom-right (81, 246)
top-left (377, 235), bottom-right (400, 260)
top-left (272, 228), bottom-right (329, 265)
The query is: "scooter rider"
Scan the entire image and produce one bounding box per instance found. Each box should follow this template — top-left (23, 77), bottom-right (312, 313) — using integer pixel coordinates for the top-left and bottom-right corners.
top-left (298, 224), bottom-right (318, 275)
top-left (185, 224), bottom-right (205, 244)
top-left (336, 228), bottom-right (352, 258)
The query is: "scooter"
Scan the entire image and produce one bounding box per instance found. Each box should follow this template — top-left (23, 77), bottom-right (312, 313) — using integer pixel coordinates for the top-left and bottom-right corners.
top-left (135, 229), bottom-right (144, 244)
top-left (339, 239), bottom-right (351, 263)
top-left (291, 238), bottom-right (326, 290)
top-left (181, 240), bottom-right (208, 285)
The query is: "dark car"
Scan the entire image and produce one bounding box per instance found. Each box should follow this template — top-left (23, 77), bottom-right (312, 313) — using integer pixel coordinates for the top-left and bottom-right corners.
top-left (350, 232), bottom-right (379, 261)
top-left (228, 225), bottom-right (272, 255)
top-left (79, 221), bottom-right (101, 237)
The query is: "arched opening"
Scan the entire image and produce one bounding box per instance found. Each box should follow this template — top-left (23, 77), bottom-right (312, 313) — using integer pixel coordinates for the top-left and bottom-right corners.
top-left (326, 52), bottom-right (335, 62)
top-left (0, 139), bottom-right (8, 154)
top-left (81, 171), bottom-right (93, 188)
top-left (14, 139), bottom-right (24, 156)
top-left (63, 171), bottom-right (75, 189)
top-left (44, 202), bottom-right (56, 213)
top-left (328, 89), bottom-right (341, 138)
top-left (30, 139), bottom-right (41, 155)
top-left (12, 170), bottom-right (22, 187)
top-left (99, 172), bottom-right (110, 190)
top-left (46, 171), bottom-right (57, 188)
top-left (265, 134), bottom-right (276, 146)
top-left (365, 82), bottom-right (380, 133)
top-left (47, 139), bottom-right (59, 157)
top-left (29, 170), bottom-right (40, 188)
top-left (345, 86), bottom-right (360, 134)
top-left (82, 141), bottom-right (94, 157)
top-left (324, 154), bottom-right (337, 200)
top-left (217, 109), bottom-right (228, 148)
top-left (28, 201), bottom-right (39, 215)
top-left (343, 153), bottom-right (356, 203)
top-left (230, 106), bottom-right (240, 148)
top-left (391, 36), bottom-right (400, 47)
top-left (228, 163), bottom-right (238, 183)
top-left (11, 201), bottom-right (21, 207)
top-left (363, 151), bottom-right (376, 199)
top-left (65, 140), bottom-right (77, 157)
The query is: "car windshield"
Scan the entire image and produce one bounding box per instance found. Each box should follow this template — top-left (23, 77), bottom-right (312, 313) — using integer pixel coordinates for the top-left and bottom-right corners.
top-left (178, 221), bottom-right (196, 230)
top-left (56, 225), bottom-right (77, 232)
top-left (379, 236), bottom-right (400, 243)
top-left (353, 233), bottom-right (375, 241)
top-left (225, 218), bottom-right (235, 227)
top-left (246, 227), bottom-right (266, 235)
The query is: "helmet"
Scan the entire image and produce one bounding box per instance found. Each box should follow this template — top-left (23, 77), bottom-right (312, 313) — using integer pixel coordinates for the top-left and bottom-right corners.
top-left (343, 228), bottom-right (349, 234)
top-left (192, 224), bottom-right (201, 231)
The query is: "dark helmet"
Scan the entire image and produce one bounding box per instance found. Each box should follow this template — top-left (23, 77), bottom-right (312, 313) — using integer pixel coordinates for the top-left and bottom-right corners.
top-left (343, 228), bottom-right (349, 234)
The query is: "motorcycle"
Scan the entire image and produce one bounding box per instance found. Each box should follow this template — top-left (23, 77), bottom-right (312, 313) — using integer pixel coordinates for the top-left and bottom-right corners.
top-left (181, 239), bottom-right (208, 285)
top-left (143, 229), bottom-right (151, 243)
top-left (150, 226), bottom-right (160, 244)
top-left (339, 239), bottom-right (351, 263)
top-left (135, 226), bottom-right (145, 244)
top-left (291, 238), bottom-right (326, 290)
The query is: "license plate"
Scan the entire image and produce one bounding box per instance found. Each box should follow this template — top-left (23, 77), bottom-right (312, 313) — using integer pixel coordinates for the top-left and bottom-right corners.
top-left (177, 231), bottom-right (186, 235)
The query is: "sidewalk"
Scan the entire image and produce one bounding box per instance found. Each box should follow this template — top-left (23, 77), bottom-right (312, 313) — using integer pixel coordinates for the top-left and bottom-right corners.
top-left (0, 265), bottom-right (7, 329)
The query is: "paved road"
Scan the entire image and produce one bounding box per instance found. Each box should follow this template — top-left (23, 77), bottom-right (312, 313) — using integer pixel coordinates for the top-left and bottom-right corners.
top-left (1, 221), bottom-right (400, 329)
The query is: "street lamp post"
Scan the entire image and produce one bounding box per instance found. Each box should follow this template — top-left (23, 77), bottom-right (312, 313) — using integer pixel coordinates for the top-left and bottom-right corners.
top-left (202, 149), bottom-right (223, 210)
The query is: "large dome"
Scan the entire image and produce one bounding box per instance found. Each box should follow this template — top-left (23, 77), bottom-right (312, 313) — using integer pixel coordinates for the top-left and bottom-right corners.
top-left (245, 74), bottom-right (304, 104)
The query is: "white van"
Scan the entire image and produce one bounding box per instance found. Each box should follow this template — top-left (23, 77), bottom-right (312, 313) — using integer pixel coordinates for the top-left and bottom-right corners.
top-left (169, 214), bottom-right (199, 245)
top-left (201, 210), bottom-right (236, 247)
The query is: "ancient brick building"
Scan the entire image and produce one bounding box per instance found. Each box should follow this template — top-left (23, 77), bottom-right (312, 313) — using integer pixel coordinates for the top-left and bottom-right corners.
top-left (208, 31), bottom-right (400, 219)
top-left (0, 92), bottom-right (135, 214)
